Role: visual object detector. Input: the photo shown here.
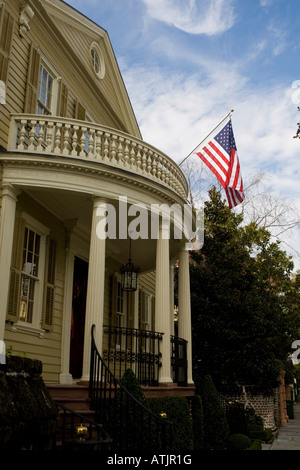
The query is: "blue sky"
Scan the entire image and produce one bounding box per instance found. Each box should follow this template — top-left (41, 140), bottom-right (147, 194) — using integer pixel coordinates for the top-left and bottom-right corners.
top-left (65, 0), bottom-right (300, 269)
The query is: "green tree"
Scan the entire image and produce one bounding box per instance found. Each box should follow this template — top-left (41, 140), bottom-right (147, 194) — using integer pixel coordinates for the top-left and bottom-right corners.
top-left (190, 187), bottom-right (300, 394)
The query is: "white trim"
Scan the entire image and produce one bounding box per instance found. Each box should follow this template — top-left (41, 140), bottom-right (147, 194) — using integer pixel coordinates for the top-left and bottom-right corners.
top-left (89, 41), bottom-right (105, 80)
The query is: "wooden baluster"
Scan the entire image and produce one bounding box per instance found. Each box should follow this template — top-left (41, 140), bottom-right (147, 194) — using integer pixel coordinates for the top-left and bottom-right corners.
top-left (103, 133), bottom-right (110, 162)
top-left (141, 148), bottom-right (147, 174)
top-left (161, 159), bottom-right (166, 183)
top-left (62, 124), bottom-right (71, 155)
top-left (124, 139), bottom-right (130, 167)
top-left (136, 144), bottom-right (142, 172)
top-left (147, 150), bottom-right (152, 174)
top-left (165, 162), bottom-right (170, 186)
top-left (17, 119), bottom-right (27, 150)
top-left (156, 155), bottom-right (161, 181)
top-left (79, 126), bottom-right (87, 157)
top-left (36, 120), bottom-right (45, 152)
top-left (168, 167), bottom-right (174, 190)
top-left (117, 137), bottom-right (124, 166)
top-left (28, 120), bottom-right (36, 151)
top-left (54, 123), bottom-right (62, 154)
top-left (45, 121), bottom-right (54, 153)
top-left (130, 142), bottom-right (136, 168)
top-left (95, 130), bottom-right (102, 160)
top-left (88, 128), bottom-right (95, 158)
top-left (152, 152), bottom-right (157, 178)
top-left (110, 135), bottom-right (117, 163)
top-left (71, 125), bottom-right (79, 156)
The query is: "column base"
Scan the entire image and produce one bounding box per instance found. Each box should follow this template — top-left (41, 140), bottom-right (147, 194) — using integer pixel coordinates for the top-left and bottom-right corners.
top-left (59, 372), bottom-right (73, 384)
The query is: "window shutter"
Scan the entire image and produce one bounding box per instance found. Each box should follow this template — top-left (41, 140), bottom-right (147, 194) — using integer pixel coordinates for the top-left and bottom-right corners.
top-left (6, 214), bottom-right (25, 322)
top-left (110, 275), bottom-right (117, 325)
top-left (24, 44), bottom-right (40, 113)
top-left (75, 100), bottom-right (86, 121)
top-left (0, 6), bottom-right (14, 83)
top-left (42, 238), bottom-right (57, 330)
top-left (140, 290), bottom-right (146, 329)
top-left (151, 295), bottom-right (155, 330)
top-left (58, 82), bottom-right (68, 117)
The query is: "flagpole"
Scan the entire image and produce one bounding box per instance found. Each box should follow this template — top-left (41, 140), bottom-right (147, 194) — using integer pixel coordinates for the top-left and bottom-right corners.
top-left (178, 109), bottom-right (234, 167)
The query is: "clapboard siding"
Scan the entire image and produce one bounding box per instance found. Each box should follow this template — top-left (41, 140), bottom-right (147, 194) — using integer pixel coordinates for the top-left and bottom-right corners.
top-left (4, 192), bottom-right (66, 381)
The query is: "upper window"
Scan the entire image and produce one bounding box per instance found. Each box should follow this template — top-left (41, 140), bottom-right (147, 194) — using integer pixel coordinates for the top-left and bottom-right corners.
top-left (37, 63), bottom-right (54, 115)
top-left (90, 42), bottom-right (105, 79)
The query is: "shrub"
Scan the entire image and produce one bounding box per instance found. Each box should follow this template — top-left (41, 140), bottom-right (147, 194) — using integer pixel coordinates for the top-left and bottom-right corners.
top-left (227, 433), bottom-right (251, 451)
top-left (147, 396), bottom-right (193, 451)
top-left (191, 395), bottom-right (204, 450)
top-left (198, 375), bottom-right (229, 450)
top-left (113, 369), bottom-right (148, 450)
top-left (245, 407), bottom-right (263, 427)
top-left (248, 439), bottom-right (262, 450)
top-left (247, 424), bottom-right (264, 440)
top-left (263, 428), bottom-right (273, 442)
top-left (225, 401), bottom-right (246, 434)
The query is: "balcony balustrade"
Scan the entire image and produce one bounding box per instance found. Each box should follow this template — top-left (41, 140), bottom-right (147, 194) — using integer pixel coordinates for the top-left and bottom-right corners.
top-left (7, 114), bottom-right (188, 200)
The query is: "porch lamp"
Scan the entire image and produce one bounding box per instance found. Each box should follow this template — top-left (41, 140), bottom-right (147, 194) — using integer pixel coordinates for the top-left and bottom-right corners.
top-left (120, 238), bottom-right (139, 291)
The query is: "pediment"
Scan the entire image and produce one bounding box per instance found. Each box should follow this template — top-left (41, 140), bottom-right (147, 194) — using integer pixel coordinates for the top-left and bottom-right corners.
top-left (40, 0), bottom-right (141, 138)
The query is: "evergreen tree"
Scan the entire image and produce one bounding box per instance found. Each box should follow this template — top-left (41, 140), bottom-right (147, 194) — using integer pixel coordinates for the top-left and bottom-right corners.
top-left (190, 187), bottom-right (300, 393)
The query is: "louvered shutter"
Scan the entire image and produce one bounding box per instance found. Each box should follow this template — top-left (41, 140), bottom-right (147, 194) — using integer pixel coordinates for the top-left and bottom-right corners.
top-left (6, 214), bottom-right (25, 322)
top-left (58, 82), bottom-right (68, 117)
top-left (42, 238), bottom-right (57, 330)
top-left (151, 295), bottom-right (155, 330)
top-left (0, 6), bottom-right (14, 83)
top-left (110, 275), bottom-right (118, 325)
top-left (75, 100), bottom-right (86, 121)
top-left (24, 44), bottom-right (40, 113)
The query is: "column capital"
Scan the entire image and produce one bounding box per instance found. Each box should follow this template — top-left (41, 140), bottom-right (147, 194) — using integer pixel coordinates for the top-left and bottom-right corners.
top-left (1, 184), bottom-right (21, 201)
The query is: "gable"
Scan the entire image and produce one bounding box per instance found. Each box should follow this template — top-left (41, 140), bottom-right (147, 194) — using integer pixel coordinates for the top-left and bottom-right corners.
top-left (40, 0), bottom-right (141, 138)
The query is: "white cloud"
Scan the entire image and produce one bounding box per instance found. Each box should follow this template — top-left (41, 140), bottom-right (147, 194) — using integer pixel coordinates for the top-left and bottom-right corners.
top-left (121, 60), bottom-right (300, 266)
top-left (141, 0), bottom-right (236, 35)
top-left (260, 0), bottom-right (274, 6)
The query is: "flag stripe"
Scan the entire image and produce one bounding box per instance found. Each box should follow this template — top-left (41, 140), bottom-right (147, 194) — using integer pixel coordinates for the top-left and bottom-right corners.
top-left (197, 146), bottom-right (228, 187)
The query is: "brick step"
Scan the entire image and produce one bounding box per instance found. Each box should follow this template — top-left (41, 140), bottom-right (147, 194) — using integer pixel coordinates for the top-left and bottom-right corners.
top-left (47, 384), bottom-right (113, 450)
top-left (47, 384), bottom-right (90, 400)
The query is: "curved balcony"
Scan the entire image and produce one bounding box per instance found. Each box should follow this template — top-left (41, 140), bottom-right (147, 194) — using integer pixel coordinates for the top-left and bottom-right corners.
top-left (7, 114), bottom-right (188, 200)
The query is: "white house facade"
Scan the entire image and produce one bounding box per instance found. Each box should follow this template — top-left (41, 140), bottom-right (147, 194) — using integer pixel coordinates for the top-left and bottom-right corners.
top-left (0, 0), bottom-right (194, 396)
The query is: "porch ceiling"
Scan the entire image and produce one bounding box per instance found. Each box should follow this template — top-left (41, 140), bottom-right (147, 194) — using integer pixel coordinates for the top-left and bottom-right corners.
top-left (22, 187), bottom-right (182, 271)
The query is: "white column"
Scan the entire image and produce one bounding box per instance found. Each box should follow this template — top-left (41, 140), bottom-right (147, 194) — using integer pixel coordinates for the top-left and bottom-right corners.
top-left (178, 247), bottom-right (193, 384)
top-left (170, 265), bottom-right (175, 337)
top-left (155, 220), bottom-right (172, 384)
top-left (81, 197), bottom-right (107, 382)
top-left (60, 220), bottom-right (77, 384)
top-left (0, 185), bottom-right (19, 340)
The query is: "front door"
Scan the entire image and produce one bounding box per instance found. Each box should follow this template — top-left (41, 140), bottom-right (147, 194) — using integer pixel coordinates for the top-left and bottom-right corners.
top-left (70, 257), bottom-right (88, 379)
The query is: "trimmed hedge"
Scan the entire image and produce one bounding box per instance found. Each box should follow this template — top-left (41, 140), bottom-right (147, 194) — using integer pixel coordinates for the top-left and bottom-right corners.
top-left (198, 375), bottom-right (229, 450)
top-left (147, 396), bottom-right (193, 451)
top-left (227, 433), bottom-right (251, 451)
top-left (191, 395), bottom-right (204, 450)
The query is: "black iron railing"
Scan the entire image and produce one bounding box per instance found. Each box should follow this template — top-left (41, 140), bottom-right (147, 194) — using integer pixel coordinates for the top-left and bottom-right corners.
top-left (54, 402), bottom-right (111, 450)
top-left (89, 325), bottom-right (173, 451)
top-left (103, 325), bottom-right (163, 386)
top-left (171, 335), bottom-right (188, 386)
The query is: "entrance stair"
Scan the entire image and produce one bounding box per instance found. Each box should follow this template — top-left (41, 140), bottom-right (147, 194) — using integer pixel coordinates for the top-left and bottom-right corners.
top-left (47, 384), bottom-right (112, 450)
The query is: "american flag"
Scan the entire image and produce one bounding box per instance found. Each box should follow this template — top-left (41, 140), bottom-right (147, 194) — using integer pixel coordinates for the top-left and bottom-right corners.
top-left (196, 119), bottom-right (245, 208)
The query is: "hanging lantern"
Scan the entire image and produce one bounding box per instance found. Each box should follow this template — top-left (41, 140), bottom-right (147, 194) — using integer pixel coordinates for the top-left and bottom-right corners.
top-left (120, 239), bottom-right (139, 291)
